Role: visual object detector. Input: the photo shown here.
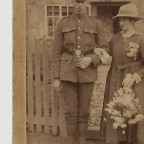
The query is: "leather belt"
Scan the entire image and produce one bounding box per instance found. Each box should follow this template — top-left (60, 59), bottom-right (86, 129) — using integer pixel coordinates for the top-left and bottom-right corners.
top-left (63, 47), bottom-right (94, 57)
top-left (112, 61), bottom-right (142, 70)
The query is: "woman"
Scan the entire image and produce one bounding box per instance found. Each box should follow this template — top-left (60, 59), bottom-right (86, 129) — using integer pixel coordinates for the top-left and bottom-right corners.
top-left (99, 3), bottom-right (144, 144)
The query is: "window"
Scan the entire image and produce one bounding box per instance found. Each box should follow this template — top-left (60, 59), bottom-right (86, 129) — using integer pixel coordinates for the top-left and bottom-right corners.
top-left (46, 5), bottom-right (91, 40)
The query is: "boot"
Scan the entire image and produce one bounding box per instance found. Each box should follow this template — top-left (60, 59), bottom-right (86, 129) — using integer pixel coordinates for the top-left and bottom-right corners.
top-left (65, 123), bottom-right (77, 144)
top-left (78, 123), bottom-right (88, 144)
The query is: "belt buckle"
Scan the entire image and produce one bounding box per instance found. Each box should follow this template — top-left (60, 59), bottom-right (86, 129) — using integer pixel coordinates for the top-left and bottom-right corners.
top-left (74, 49), bottom-right (82, 57)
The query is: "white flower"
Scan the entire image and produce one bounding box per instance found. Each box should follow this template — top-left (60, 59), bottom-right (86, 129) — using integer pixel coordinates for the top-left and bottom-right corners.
top-left (127, 52), bottom-right (134, 57)
top-left (113, 110), bottom-right (121, 116)
top-left (113, 122), bottom-right (119, 129)
top-left (120, 124), bottom-right (127, 128)
top-left (122, 130), bottom-right (126, 134)
top-left (129, 42), bottom-right (139, 49)
top-left (110, 116), bottom-right (114, 119)
top-left (104, 118), bottom-right (107, 122)
top-left (123, 110), bottom-right (132, 118)
top-left (126, 42), bottom-right (139, 60)
top-left (123, 86), bottom-right (133, 94)
top-left (113, 117), bottom-right (125, 124)
top-left (135, 114), bottom-right (144, 122)
top-left (128, 119), bottom-right (137, 124)
top-left (114, 92), bottom-right (118, 97)
top-left (128, 103), bottom-right (136, 111)
top-left (134, 98), bottom-right (139, 105)
top-left (117, 88), bottom-right (124, 96)
top-left (105, 108), bottom-right (113, 114)
top-left (107, 101), bottom-right (115, 109)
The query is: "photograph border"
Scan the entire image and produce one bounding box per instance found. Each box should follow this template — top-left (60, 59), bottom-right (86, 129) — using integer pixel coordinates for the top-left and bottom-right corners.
top-left (13, 0), bottom-right (26, 143)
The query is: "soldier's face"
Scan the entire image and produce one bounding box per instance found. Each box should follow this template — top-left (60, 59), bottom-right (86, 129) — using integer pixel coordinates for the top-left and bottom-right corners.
top-left (72, 0), bottom-right (87, 14)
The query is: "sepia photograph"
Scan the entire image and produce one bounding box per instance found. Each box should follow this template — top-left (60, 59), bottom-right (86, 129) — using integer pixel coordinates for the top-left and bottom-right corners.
top-left (13, 0), bottom-right (144, 144)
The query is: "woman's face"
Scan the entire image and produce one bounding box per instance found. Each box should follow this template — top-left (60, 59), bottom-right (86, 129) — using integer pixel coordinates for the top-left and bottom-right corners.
top-left (119, 17), bottom-right (135, 32)
top-left (72, 0), bottom-right (87, 15)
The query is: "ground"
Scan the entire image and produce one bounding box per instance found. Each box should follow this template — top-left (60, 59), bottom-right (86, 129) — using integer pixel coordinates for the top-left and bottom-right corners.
top-left (26, 65), bottom-right (110, 144)
top-left (26, 132), bottom-right (102, 144)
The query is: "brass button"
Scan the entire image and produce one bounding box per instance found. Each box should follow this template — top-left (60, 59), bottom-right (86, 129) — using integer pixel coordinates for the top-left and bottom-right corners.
top-left (78, 20), bottom-right (81, 22)
top-left (78, 27), bottom-right (81, 30)
top-left (78, 45), bottom-right (81, 48)
top-left (78, 36), bottom-right (81, 39)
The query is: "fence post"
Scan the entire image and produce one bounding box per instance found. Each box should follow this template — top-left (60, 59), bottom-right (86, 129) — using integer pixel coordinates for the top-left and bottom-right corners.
top-left (27, 47), bottom-right (34, 131)
top-left (43, 40), bottom-right (50, 133)
top-left (35, 39), bottom-right (42, 132)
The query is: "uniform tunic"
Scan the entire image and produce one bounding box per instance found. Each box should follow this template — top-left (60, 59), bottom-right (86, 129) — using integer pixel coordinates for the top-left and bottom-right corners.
top-left (100, 32), bottom-right (144, 144)
top-left (52, 14), bottom-right (108, 83)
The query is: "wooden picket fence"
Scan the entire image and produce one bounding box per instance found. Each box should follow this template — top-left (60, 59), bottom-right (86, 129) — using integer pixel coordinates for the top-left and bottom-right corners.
top-left (26, 38), bottom-right (67, 137)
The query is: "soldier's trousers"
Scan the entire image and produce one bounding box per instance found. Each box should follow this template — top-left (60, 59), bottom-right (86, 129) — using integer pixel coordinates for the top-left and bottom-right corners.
top-left (61, 81), bottom-right (94, 142)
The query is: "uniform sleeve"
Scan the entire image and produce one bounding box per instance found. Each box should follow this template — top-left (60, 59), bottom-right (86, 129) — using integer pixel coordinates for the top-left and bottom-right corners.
top-left (89, 19), bottom-right (110, 67)
top-left (95, 19), bottom-right (109, 48)
top-left (136, 38), bottom-right (144, 78)
top-left (52, 20), bottom-right (63, 79)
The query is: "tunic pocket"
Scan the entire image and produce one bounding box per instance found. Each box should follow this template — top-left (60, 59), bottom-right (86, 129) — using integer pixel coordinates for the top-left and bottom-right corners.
top-left (62, 27), bottom-right (76, 45)
top-left (83, 28), bottom-right (97, 34)
top-left (62, 27), bottom-right (76, 33)
top-left (83, 27), bottom-right (97, 45)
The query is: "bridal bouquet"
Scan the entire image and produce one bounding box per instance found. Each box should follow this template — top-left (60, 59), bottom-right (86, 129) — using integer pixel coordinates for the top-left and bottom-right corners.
top-left (105, 86), bottom-right (144, 134)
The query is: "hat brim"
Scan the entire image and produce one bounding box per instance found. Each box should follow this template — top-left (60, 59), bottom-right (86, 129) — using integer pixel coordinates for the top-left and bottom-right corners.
top-left (112, 15), bottom-right (144, 20)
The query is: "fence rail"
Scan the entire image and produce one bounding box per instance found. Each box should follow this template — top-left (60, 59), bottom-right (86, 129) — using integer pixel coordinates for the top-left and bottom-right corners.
top-left (26, 38), bottom-right (67, 137)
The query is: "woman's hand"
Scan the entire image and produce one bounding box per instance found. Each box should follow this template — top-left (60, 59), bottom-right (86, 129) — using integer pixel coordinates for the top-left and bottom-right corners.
top-left (94, 48), bottom-right (111, 64)
top-left (94, 48), bottom-right (103, 56)
top-left (122, 73), bottom-right (142, 88)
top-left (122, 74), bottom-right (135, 87)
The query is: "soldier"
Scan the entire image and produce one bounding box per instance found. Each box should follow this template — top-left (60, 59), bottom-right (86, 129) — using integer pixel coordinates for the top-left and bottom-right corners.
top-left (52, 0), bottom-right (108, 144)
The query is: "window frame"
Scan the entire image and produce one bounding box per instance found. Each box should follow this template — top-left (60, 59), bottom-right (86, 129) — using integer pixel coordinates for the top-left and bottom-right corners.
top-left (45, 5), bottom-right (91, 40)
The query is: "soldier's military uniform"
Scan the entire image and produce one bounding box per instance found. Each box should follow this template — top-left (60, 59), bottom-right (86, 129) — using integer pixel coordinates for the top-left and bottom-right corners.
top-left (52, 1), bottom-right (108, 143)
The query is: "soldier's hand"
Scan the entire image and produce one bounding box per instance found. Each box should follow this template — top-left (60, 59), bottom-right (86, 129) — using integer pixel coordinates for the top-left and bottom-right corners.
top-left (53, 79), bottom-right (62, 93)
top-left (76, 57), bottom-right (92, 69)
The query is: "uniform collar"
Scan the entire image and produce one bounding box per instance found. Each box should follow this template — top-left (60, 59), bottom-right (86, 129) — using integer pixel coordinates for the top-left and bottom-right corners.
top-left (71, 13), bottom-right (87, 20)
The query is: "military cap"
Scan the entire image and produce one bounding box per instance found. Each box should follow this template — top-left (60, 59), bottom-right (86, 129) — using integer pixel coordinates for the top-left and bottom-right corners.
top-left (112, 3), bottom-right (143, 20)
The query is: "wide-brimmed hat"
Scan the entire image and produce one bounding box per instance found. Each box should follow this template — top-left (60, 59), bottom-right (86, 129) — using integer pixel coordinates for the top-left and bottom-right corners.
top-left (112, 3), bottom-right (143, 20)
